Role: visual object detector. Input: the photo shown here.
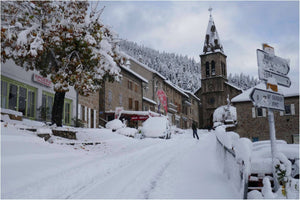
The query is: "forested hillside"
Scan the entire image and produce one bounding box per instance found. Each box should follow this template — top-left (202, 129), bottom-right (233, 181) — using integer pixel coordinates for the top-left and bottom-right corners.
top-left (120, 40), bottom-right (259, 92)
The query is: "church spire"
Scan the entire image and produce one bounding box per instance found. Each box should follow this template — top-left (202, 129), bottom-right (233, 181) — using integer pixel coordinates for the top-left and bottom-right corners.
top-left (203, 8), bottom-right (224, 54)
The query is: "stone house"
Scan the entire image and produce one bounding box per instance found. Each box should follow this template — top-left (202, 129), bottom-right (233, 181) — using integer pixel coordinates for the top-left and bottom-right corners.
top-left (99, 64), bottom-right (148, 127)
top-left (78, 93), bottom-right (99, 128)
top-left (232, 83), bottom-right (299, 144)
top-left (128, 57), bottom-right (200, 128)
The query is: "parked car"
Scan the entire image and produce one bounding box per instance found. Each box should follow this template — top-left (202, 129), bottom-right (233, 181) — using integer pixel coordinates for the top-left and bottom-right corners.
top-left (141, 116), bottom-right (171, 139)
top-left (248, 140), bottom-right (299, 193)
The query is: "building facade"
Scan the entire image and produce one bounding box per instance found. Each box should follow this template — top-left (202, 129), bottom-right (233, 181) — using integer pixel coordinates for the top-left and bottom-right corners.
top-left (232, 83), bottom-right (299, 144)
top-left (195, 11), bottom-right (242, 129)
top-left (1, 60), bottom-right (76, 125)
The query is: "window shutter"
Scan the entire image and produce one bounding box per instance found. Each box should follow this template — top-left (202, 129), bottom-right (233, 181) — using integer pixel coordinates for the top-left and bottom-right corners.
top-left (78, 104), bottom-right (81, 120)
top-left (88, 108), bottom-right (91, 128)
top-left (94, 110), bottom-right (97, 128)
top-left (280, 111), bottom-right (284, 116)
top-left (252, 107), bottom-right (256, 118)
top-left (84, 106), bottom-right (87, 121)
top-left (291, 104), bottom-right (295, 115)
top-left (263, 108), bottom-right (267, 117)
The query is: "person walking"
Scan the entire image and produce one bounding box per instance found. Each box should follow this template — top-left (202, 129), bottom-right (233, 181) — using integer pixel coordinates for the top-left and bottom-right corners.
top-left (192, 121), bottom-right (199, 140)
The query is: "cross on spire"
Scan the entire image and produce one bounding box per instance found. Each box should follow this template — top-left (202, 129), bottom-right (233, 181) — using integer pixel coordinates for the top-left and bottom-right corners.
top-left (208, 7), bottom-right (213, 17)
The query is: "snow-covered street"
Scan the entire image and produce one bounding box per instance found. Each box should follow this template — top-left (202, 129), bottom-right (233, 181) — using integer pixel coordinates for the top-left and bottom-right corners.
top-left (1, 123), bottom-right (239, 199)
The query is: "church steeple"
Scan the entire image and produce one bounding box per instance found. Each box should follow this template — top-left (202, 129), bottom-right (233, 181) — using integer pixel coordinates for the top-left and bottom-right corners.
top-left (203, 8), bottom-right (224, 54)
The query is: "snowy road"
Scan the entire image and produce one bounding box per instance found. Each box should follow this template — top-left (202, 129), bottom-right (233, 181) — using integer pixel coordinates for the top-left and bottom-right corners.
top-left (2, 125), bottom-right (239, 199)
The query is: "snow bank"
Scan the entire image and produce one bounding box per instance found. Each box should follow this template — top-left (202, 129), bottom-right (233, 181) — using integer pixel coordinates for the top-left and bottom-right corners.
top-left (105, 119), bottom-right (125, 130)
top-left (116, 127), bottom-right (138, 137)
top-left (215, 126), bottom-right (239, 149)
top-left (1, 108), bottom-right (23, 116)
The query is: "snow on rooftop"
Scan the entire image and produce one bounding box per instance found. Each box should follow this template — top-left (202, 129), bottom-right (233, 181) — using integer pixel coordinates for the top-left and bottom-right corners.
top-left (143, 97), bottom-right (157, 105)
top-left (231, 82), bottom-right (299, 103)
top-left (164, 80), bottom-right (189, 98)
top-left (120, 65), bottom-right (148, 83)
top-left (225, 82), bottom-right (242, 91)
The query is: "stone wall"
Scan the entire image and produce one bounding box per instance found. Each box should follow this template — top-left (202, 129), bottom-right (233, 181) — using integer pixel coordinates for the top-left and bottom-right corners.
top-left (233, 96), bottom-right (299, 144)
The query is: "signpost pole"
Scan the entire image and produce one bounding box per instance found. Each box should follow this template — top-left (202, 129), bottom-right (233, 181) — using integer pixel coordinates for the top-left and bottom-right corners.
top-left (267, 108), bottom-right (279, 191)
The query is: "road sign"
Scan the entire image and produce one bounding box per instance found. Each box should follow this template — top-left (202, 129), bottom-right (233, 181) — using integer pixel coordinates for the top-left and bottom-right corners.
top-left (258, 69), bottom-right (291, 87)
top-left (250, 88), bottom-right (285, 111)
top-left (257, 49), bottom-right (290, 75)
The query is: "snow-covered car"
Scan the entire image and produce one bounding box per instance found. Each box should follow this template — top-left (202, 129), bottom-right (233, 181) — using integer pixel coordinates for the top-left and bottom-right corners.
top-left (248, 140), bottom-right (299, 193)
top-left (141, 116), bottom-right (171, 139)
top-left (105, 119), bottom-right (125, 132)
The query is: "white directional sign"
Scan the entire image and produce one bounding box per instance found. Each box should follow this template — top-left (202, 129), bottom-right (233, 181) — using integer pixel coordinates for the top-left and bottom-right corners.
top-left (258, 69), bottom-right (291, 87)
top-left (257, 49), bottom-right (291, 88)
top-left (257, 49), bottom-right (290, 75)
top-left (250, 88), bottom-right (285, 111)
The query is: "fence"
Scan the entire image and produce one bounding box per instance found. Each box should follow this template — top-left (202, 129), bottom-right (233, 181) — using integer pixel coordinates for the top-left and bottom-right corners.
top-left (216, 134), bottom-right (249, 199)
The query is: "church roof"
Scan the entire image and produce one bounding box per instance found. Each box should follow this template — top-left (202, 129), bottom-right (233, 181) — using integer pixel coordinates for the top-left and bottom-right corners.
top-left (203, 8), bottom-right (224, 54)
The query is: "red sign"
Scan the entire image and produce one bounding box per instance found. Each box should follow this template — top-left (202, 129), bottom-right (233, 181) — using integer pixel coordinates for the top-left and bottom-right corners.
top-left (131, 115), bottom-right (149, 121)
top-left (33, 74), bottom-right (52, 87)
top-left (156, 89), bottom-right (168, 113)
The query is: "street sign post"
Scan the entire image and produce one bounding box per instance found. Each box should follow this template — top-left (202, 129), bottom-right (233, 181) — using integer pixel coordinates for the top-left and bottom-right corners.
top-left (257, 49), bottom-right (291, 87)
top-left (257, 49), bottom-right (290, 75)
top-left (252, 44), bottom-right (292, 192)
top-left (250, 88), bottom-right (284, 111)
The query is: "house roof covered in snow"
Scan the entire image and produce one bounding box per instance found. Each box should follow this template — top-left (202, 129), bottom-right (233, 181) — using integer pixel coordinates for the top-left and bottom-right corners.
top-left (120, 65), bottom-right (148, 83)
top-left (231, 82), bottom-right (299, 103)
top-left (202, 8), bottom-right (224, 55)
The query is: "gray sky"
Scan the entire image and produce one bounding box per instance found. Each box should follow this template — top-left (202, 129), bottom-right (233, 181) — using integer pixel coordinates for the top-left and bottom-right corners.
top-left (98, 1), bottom-right (299, 85)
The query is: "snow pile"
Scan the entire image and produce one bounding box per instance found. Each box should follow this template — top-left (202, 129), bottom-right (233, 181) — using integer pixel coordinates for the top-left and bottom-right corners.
top-left (215, 126), bottom-right (252, 198)
top-left (116, 127), bottom-right (138, 138)
top-left (215, 126), bottom-right (239, 149)
top-left (1, 108), bottom-right (23, 117)
top-left (213, 105), bottom-right (237, 123)
top-left (141, 116), bottom-right (170, 138)
top-left (105, 119), bottom-right (125, 130)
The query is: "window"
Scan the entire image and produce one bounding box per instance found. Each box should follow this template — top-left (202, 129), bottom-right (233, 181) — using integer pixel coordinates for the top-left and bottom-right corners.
top-left (8, 84), bottom-right (17, 110)
top-left (135, 100), bottom-right (139, 110)
top-left (42, 92), bottom-right (54, 121)
top-left (211, 61), bottom-right (215, 76)
top-left (257, 108), bottom-right (263, 117)
top-left (81, 105), bottom-right (85, 121)
top-left (205, 62), bottom-right (210, 77)
top-left (135, 84), bottom-right (138, 92)
top-left (284, 105), bottom-right (291, 115)
top-left (256, 108), bottom-right (266, 117)
top-left (1, 80), bottom-right (8, 108)
top-left (64, 102), bottom-right (71, 125)
top-left (129, 98), bottom-right (133, 109)
top-left (108, 90), bottom-right (112, 109)
top-left (2, 77), bottom-right (37, 119)
top-left (221, 62), bottom-right (226, 76)
top-left (27, 91), bottom-right (35, 118)
top-left (128, 80), bottom-right (133, 90)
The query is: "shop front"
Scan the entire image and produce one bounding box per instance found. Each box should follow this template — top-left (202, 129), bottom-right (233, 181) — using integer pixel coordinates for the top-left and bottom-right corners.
top-left (1, 60), bottom-right (77, 125)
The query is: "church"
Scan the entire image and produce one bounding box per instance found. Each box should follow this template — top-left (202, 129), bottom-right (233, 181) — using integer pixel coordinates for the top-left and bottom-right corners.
top-left (195, 9), bottom-right (242, 129)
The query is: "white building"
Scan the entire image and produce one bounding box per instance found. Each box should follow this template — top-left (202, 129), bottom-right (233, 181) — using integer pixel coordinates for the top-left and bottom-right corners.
top-left (1, 60), bottom-right (77, 125)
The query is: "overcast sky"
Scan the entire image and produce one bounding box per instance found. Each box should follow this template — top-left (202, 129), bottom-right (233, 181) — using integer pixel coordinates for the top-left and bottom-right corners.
top-left (98, 1), bottom-right (299, 85)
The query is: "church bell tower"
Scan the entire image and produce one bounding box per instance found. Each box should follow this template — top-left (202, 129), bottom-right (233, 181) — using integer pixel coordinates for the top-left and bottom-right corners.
top-left (199, 8), bottom-right (229, 128)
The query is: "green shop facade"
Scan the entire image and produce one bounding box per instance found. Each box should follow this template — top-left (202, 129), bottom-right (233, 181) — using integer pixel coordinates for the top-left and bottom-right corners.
top-left (1, 60), bottom-right (76, 125)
